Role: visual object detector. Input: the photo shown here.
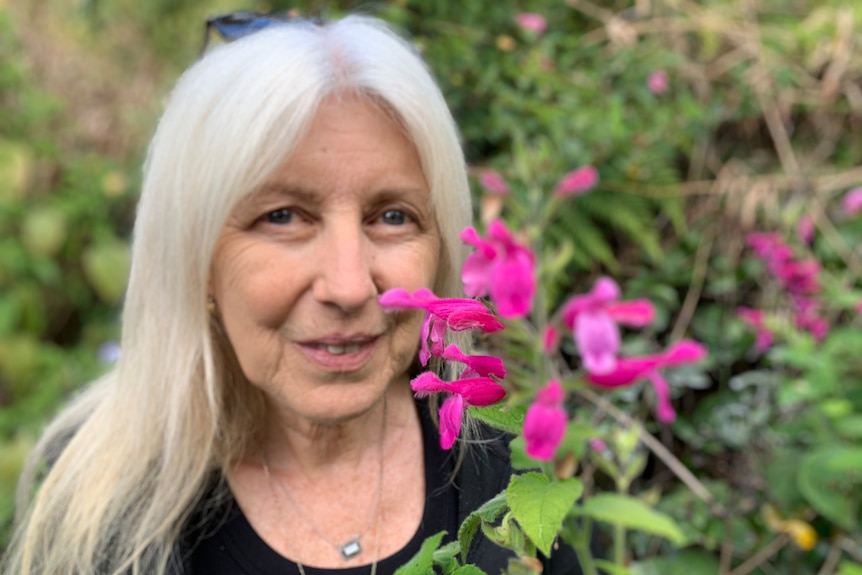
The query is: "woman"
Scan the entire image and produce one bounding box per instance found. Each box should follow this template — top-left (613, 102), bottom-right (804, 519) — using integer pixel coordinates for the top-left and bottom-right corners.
top-left (2, 14), bottom-right (582, 575)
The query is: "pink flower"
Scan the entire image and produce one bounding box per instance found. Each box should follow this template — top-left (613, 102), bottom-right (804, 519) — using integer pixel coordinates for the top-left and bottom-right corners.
top-left (542, 324), bottom-right (561, 355)
top-left (515, 12), bottom-right (547, 35)
top-left (588, 340), bottom-right (707, 423)
top-left (560, 277), bottom-right (655, 375)
top-left (842, 187), bottom-right (862, 217)
top-left (647, 70), bottom-right (669, 95)
top-left (523, 380), bottom-right (567, 461)
top-left (797, 215), bottom-right (815, 245)
top-left (736, 307), bottom-right (774, 352)
top-left (554, 166), bottom-right (599, 197)
top-left (856, 300), bottom-right (862, 315)
top-left (478, 169), bottom-right (510, 196)
top-left (379, 287), bottom-right (503, 365)
top-left (460, 220), bottom-right (536, 319)
top-left (412, 371), bottom-right (507, 449)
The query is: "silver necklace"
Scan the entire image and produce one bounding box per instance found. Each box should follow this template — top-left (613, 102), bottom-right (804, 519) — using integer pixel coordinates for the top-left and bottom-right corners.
top-left (262, 399), bottom-right (386, 569)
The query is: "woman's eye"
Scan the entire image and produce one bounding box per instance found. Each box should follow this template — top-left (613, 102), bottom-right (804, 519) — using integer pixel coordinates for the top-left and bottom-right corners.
top-left (381, 209), bottom-right (407, 225)
top-left (264, 208), bottom-right (293, 225)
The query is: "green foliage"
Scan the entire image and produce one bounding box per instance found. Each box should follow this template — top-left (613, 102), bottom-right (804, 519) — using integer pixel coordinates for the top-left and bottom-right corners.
top-left (507, 473), bottom-right (583, 556)
top-left (572, 494), bottom-right (686, 547)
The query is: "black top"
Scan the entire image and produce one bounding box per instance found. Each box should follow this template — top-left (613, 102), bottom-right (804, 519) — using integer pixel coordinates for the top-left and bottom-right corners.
top-left (184, 401), bottom-right (458, 574)
top-left (174, 400), bottom-right (588, 574)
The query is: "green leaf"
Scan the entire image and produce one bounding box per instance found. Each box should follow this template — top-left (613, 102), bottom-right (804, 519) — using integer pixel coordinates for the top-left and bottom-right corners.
top-left (506, 472), bottom-right (583, 555)
top-left (837, 560), bottom-right (862, 575)
top-left (395, 531), bottom-right (446, 575)
top-left (572, 493), bottom-right (686, 545)
top-left (458, 491), bottom-right (508, 562)
top-left (432, 540), bottom-right (460, 573)
top-left (452, 566), bottom-right (488, 575)
top-left (468, 403), bottom-right (526, 434)
top-left (798, 446), bottom-right (862, 530)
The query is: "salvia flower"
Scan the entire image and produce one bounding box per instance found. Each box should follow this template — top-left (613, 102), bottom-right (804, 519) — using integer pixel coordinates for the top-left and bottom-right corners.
top-left (554, 165), bottom-right (599, 197)
top-left (797, 215), bottom-right (815, 245)
top-left (647, 70), bottom-right (669, 95)
top-left (587, 340), bottom-right (707, 423)
top-left (842, 187), bottom-right (862, 217)
top-left (523, 379), bottom-right (568, 461)
top-left (411, 371), bottom-right (507, 449)
top-left (736, 307), bottom-right (774, 352)
top-left (561, 277), bottom-right (655, 375)
top-left (461, 220), bottom-right (536, 319)
top-left (478, 169), bottom-right (510, 196)
top-left (379, 287), bottom-right (503, 365)
top-left (515, 12), bottom-right (547, 35)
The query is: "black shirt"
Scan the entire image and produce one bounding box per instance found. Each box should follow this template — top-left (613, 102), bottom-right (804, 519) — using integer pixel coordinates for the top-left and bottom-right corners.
top-left (186, 402), bottom-right (458, 574)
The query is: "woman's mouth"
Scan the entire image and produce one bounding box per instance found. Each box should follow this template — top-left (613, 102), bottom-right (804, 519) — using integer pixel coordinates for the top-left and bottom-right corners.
top-left (312, 343), bottom-right (363, 355)
top-left (296, 335), bottom-right (382, 371)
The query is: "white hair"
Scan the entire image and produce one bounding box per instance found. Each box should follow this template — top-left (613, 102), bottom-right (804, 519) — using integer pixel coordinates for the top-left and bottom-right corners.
top-left (2, 15), bottom-right (472, 575)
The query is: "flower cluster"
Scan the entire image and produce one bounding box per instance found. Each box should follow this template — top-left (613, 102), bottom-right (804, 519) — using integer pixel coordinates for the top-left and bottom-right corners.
top-left (558, 276), bottom-right (706, 424)
top-left (382, 201), bottom-right (708, 459)
top-left (379, 288), bottom-right (507, 449)
top-left (742, 232), bottom-right (827, 345)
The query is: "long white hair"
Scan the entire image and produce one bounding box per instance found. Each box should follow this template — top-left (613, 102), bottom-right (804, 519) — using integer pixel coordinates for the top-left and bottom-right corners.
top-left (2, 15), bottom-right (472, 575)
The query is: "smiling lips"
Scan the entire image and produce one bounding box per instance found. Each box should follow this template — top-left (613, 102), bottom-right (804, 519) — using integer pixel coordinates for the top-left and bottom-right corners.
top-left (297, 334), bottom-right (382, 370)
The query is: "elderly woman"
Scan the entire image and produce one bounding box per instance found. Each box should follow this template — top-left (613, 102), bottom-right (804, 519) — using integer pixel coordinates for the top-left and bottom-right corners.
top-left (2, 14), bottom-right (582, 575)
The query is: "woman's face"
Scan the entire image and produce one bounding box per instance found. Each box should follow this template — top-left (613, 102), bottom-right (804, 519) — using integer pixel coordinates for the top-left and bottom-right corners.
top-left (210, 96), bottom-right (440, 424)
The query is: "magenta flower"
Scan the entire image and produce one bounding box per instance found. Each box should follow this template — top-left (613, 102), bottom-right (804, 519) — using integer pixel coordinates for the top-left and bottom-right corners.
top-left (412, 371), bottom-right (507, 449)
top-left (460, 220), bottom-right (536, 319)
top-left (842, 187), bottom-right (862, 217)
top-left (736, 307), bottom-right (774, 352)
top-left (560, 277), bottom-right (655, 375)
top-left (588, 340), bottom-right (707, 423)
top-left (379, 287), bottom-right (503, 365)
top-left (478, 169), bottom-right (510, 196)
top-left (554, 165), bottom-right (599, 197)
top-left (797, 215), bottom-right (815, 245)
top-left (542, 324), bottom-right (561, 355)
top-left (523, 379), bottom-right (568, 461)
top-left (647, 70), bottom-right (669, 95)
top-left (515, 12), bottom-right (547, 35)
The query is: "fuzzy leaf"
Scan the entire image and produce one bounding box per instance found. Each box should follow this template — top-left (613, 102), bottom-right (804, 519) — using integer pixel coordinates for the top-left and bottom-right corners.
top-left (506, 472), bottom-right (583, 555)
top-left (395, 531), bottom-right (446, 575)
top-left (573, 493), bottom-right (686, 545)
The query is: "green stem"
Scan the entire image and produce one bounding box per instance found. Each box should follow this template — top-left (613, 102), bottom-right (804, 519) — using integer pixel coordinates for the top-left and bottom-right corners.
top-left (614, 524), bottom-right (626, 567)
top-left (569, 518), bottom-right (599, 575)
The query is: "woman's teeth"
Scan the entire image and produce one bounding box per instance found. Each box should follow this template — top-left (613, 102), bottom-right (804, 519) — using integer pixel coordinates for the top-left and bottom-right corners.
top-left (323, 344), bottom-right (361, 355)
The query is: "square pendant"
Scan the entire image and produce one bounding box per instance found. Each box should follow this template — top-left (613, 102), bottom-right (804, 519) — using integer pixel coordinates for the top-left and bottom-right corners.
top-left (340, 539), bottom-right (362, 560)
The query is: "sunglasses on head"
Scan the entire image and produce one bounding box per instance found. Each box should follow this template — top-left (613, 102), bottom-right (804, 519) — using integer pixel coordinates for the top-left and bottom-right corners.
top-left (200, 10), bottom-right (326, 56)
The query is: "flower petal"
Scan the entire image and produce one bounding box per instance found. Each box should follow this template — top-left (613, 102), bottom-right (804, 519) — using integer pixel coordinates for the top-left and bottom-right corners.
top-left (524, 383), bottom-right (567, 461)
top-left (428, 299), bottom-right (504, 332)
top-left (489, 248), bottom-right (535, 319)
top-left (441, 344), bottom-right (506, 378)
top-left (461, 251), bottom-right (493, 298)
top-left (438, 394), bottom-right (464, 450)
top-left (660, 340), bottom-right (707, 366)
top-left (478, 169), bottom-right (511, 196)
top-left (450, 377), bottom-right (507, 406)
top-left (575, 310), bottom-right (620, 375)
top-left (378, 287), bottom-right (436, 310)
top-left (410, 371), bottom-right (453, 396)
top-left (605, 299), bottom-right (655, 327)
top-left (419, 313), bottom-right (432, 366)
top-left (554, 165), bottom-right (599, 197)
top-left (648, 372), bottom-right (676, 423)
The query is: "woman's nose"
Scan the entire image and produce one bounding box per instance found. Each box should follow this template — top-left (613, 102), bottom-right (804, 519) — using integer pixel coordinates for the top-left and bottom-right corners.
top-left (311, 222), bottom-right (377, 312)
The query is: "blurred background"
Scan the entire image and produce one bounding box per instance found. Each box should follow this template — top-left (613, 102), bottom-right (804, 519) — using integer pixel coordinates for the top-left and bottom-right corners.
top-left (1, 0), bottom-right (861, 572)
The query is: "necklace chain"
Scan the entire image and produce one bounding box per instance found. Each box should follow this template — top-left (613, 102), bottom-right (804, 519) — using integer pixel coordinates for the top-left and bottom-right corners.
top-left (262, 398), bottom-right (387, 574)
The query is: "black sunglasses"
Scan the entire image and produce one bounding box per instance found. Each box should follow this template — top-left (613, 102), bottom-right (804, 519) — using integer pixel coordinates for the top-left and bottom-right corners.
top-left (200, 10), bottom-right (326, 56)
